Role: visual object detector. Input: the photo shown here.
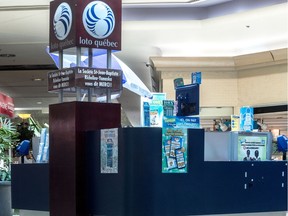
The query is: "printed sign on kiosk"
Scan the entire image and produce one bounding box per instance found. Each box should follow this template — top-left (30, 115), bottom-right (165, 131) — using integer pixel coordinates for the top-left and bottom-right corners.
top-left (49, 0), bottom-right (122, 52)
top-left (47, 67), bottom-right (122, 92)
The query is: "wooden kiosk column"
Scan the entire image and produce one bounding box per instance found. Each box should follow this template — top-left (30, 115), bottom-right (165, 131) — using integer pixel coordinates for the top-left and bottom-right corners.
top-left (49, 0), bottom-right (122, 214)
top-left (49, 101), bottom-right (121, 216)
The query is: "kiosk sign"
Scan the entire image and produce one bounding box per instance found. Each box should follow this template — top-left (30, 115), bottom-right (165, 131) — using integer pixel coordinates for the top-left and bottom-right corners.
top-left (49, 0), bottom-right (122, 52)
top-left (48, 67), bottom-right (122, 91)
top-left (48, 68), bottom-right (75, 90)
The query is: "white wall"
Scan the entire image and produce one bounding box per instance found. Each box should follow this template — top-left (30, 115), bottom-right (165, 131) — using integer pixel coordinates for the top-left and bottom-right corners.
top-left (152, 49), bottom-right (287, 110)
top-left (237, 64), bottom-right (287, 107)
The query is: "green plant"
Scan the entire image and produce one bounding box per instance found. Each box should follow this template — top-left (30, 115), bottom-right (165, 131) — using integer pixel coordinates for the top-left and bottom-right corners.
top-left (0, 117), bottom-right (19, 181)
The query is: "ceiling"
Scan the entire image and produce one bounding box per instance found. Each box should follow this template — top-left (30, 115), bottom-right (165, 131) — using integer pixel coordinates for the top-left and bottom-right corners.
top-left (0, 0), bottom-right (287, 127)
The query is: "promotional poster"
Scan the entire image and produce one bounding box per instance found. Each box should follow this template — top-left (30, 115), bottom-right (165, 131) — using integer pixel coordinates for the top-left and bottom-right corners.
top-left (141, 93), bottom-right (166, 127)
top-left (150, 101), bottom-right (163, 127)
top-left (161, 116), bottom-right (200, 173)
top-left (231, 115), bottom-right (240, 131)
top-left (238, 135), bottom-right (267, 161)
top-left (100, 128), bottom-right (118, 173)
top-left (163, 100), bottom-right (175, 117)
top-left (162, 127), bottom-right (188, 173)
top-left (191, 71), bottom-right (202, 84)
top-left (239, 106), bottom-right (254, 132)
top-left (163, 116), bottom-right (200, 129)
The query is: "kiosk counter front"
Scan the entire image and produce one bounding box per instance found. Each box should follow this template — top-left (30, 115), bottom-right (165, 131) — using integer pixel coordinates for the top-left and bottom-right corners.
top-left (11, 128), bottom-right (287, 216)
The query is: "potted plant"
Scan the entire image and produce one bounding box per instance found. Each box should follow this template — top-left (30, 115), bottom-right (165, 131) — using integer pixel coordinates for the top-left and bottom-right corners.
top-left (0, 116), bottom-right (19, 216)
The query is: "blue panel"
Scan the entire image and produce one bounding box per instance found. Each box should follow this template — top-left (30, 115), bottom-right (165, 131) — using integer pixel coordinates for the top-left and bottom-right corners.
top-left (84, 130), bottom-right (125, 215)
top-left (175, 84), bottom-right (200, 116)
top-left (85, 128), bottom-right (287, 215)
top-left (11, 164), bottom-right (49, 211)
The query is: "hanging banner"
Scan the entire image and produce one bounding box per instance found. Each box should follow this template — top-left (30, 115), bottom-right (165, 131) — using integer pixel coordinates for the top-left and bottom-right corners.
top-left (100, 128), bottom-right (118, 173)
top-left (0, 92), bottom-right (14, 118)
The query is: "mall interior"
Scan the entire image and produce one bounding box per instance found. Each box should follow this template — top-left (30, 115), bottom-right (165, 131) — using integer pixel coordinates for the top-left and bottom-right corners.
top-left (0, 0), bottom-right (287, 216)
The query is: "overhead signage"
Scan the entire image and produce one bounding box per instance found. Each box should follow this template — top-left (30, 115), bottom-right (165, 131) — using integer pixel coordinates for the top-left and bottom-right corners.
top-left (48, 68), bottom-right (75, 90)
top-left (48, 67), bottom-right (122, 92)
top-left (0, 92), bottom-right (14, 118)
top-left (49, 0), bottom-right (122, 52)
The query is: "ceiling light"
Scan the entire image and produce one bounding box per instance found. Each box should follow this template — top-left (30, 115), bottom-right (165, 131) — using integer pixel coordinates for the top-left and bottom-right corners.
top-left (18, 114), bottom-right (31, 119)
top-left (36, 102), bottom-right (42, 105)
top-left (32, 78), bottom-right (44, 81)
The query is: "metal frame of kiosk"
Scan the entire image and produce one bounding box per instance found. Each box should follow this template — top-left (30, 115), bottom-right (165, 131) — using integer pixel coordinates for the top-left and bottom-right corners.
top-left (11, 128), bottom-right (287, 215)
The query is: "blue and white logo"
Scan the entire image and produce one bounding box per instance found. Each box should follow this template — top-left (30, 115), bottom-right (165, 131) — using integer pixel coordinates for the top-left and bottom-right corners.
top-left (53, 2), bottom-right (72, 40)
top-left (82, 1), bottom-right (115, 39)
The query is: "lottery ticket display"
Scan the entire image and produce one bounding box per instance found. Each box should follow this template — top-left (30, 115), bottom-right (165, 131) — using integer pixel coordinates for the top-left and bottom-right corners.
top-left (162, 128), bottom-right (188, 173)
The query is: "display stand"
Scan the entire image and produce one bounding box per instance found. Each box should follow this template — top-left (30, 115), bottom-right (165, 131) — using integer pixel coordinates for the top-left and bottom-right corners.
top-left (48, 0), bottom-right (122, 213)
top-left (49, 101), bottom-right (121, 216)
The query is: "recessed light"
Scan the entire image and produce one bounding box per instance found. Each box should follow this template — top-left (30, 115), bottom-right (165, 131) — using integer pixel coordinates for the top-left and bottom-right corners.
top-left (37, 101), bottom-right (42, 105)
top-left (32, 78), bottom-right (44, 81)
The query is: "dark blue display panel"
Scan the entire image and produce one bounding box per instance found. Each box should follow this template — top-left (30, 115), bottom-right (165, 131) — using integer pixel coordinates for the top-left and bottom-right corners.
top-left (85, 128), bottom-right (287, 215)
top-left (11, 164), bottom-right (49, 211)
top-left (84, 130), bottom-right (125, 215)
top-left (175, 84), bottom-right (200, 116)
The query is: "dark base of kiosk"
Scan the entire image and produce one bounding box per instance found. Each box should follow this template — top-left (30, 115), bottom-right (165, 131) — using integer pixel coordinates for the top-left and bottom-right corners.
top-left (12, 128), bottom-right (287, 215)
top-left (85, 128), bottom-right (287, 216)
top-left (11, 163), bottom-right (49, 211)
